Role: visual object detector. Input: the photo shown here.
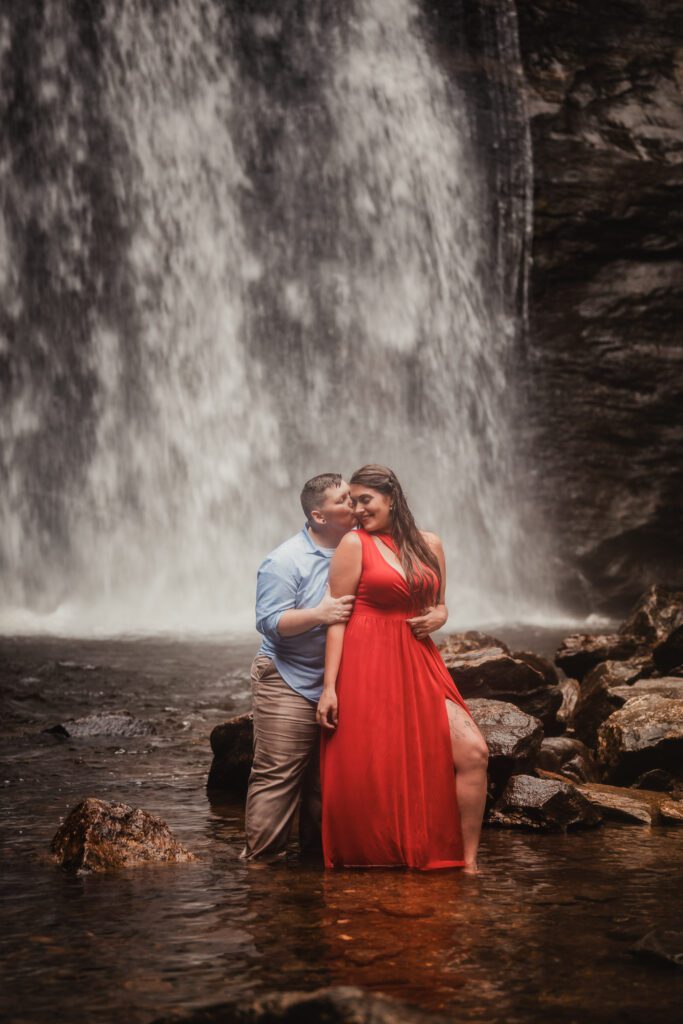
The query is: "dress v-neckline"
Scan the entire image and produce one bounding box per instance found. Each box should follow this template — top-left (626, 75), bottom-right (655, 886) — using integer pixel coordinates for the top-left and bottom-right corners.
top-left (371, 533), bottom-right (408, 584)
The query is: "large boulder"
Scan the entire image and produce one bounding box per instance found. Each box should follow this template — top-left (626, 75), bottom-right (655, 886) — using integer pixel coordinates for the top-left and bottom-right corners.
top-left (45, 710), bottom-right (156, 738)
top-left (537, 736), bottom-right (599, 783)
top-left (51, 797), bottom-right (194, 872)
top-left (152, 986), bottom-right (450, 1024)
top-left (442, 645), bottom-right (561, 729)
top-left (468, 698), bottom-right (543, 796)
top-left (207, 712), bottom-right (253, 795)
top-left (554, 634), bottom-right (644, 682)
top-left (487, 774), bottom-right (602, 831)
top-left (619, 584), bottom-right (683, 645)
top-left (537, 769), bottom-right (683, 825)
top-left (597, 695), bottom-right (683, 785)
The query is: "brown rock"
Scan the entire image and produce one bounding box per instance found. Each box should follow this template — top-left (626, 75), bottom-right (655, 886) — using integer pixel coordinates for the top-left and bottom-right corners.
top-left (511, 650), bottom-right (559, 686)
top-left (467, 698), bottom-right (544, 798)
top-left (653, 624), bottom-right (683, 675)
top-left (51, 797), bottom-right (194, 872)
top-left (660, 800), bottom-right (683, 823)
top-left (619, 584), bottom-right (683, 645)
top-left (438, 631), bottom-right (510, 657)
top-left (597, 695), bottom-right (683, 784)
top-left (207, 712), bottom-right (253, 795)
top-left (45, 710), bottom-right (156, 738)
top-left (556, 677), bottom-right (580, 727)
top-left (555, 634), bottom-right (643, 681)
top-left (487, 774), bottom-right (602, 831)
top-left (536, 769), bottom-right (682, 825)
top-left (572, 660), bottom-right (653, 746)
top-left (537, 736), bottom-right (599, 783)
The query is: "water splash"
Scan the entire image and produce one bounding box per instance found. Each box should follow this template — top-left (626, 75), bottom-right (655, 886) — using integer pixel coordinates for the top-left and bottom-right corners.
top-left (0, 0), bottom-right (557, 635)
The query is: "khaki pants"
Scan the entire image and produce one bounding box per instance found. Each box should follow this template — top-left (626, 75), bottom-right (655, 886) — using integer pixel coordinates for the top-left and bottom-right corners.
top-left (244, 655), bottom-right (321, 861)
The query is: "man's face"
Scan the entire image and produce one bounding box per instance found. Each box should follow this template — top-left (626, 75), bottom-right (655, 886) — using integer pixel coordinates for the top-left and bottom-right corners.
top-left (316, 480), bottom-right (356, 533)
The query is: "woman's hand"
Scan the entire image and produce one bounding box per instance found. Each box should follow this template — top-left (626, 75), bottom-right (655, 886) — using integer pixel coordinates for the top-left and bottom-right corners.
top-left (406, 604), bottom-right (448, 639)
top-left (316, 688), bottom-right (339, 730)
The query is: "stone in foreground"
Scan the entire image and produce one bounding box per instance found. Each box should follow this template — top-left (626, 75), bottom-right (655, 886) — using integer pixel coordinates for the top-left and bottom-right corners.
top-left (597, 695), bottom-right (683, 785)
top-left (537, 736), bottom-right (599, 783)
top-left (487, 775), bottom-right (602, 831)
top-left (467, 698), bottom-right (543, 796)
top-left (207, 712), bottom-right (254, 795)
top-left (152, 985), bottom-right (450, 1024)
top-left (536, 770), bottom-right (683, 826)
top-left (51, 797), bottom-right (195, 872)
top-left (45, 710), bottom-right (157, 738)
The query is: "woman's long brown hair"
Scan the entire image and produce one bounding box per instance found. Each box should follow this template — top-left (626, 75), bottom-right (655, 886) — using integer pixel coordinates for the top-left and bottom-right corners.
top-left (350, 464), bottom-right (442, 604)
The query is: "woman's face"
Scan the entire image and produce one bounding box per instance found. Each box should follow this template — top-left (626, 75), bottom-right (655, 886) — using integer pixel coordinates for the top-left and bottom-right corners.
top-left (350, 484), bottom-right (392, 533)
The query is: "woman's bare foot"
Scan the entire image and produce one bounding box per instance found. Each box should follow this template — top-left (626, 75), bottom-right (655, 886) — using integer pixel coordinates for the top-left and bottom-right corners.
top-left (463, 861), bottom-right (480, 875)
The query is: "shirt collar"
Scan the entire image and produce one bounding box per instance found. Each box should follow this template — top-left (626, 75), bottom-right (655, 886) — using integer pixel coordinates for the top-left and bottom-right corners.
top-left (300, 524), bottom-right (335, 558)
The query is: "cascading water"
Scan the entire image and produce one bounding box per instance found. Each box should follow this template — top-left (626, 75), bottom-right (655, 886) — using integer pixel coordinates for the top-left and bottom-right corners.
top-left (0, 0), bottom-right (556, 634)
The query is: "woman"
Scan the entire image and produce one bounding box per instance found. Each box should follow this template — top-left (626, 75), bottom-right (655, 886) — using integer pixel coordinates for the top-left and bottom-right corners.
top-left (317, 465), bottom-right (488, 872)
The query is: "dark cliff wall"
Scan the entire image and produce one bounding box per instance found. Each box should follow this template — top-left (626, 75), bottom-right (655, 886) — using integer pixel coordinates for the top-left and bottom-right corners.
top-left (516, 0), bottom-right (683, 612)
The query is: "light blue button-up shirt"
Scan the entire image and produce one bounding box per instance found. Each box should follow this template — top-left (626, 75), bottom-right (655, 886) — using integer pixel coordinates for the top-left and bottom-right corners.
top-left (255, 526), bottom-right (335, 703)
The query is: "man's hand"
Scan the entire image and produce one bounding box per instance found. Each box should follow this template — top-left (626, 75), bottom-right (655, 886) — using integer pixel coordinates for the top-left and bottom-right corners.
top-left (316, 689), bottom-right (339, 730)
top-left (406, 605), bottom-right (447, 640)
top-left (316, 586), bottom-right (355, 625)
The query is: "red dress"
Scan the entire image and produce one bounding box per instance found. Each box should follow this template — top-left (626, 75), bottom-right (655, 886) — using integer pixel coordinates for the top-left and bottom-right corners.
top-left (321, 529), bottom-right (473, 870)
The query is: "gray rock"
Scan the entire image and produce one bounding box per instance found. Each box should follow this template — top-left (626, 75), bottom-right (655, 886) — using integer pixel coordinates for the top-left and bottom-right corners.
top-left (151, 986), bottom-right (451, 1024)
top-left (45, 710), bottom-right (156, 738)
top-left (51, 797), bottom-right (194, 872)
top-left (597, 695), bottom-right (683, 784)
top-left (207, 712), bottom-right (253, 795)
top-left (537, 736), bottom-right (599, 783)
top-left (487, 775), bottom-right (602, 831)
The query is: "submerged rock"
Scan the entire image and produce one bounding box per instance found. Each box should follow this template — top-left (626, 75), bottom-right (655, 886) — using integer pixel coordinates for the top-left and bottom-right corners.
top-left (487, 774), bottom-right (602, 831)
top-left (152, 985), bottom-right (450, 1024)
top-left (45, 710), bottom-right (156, 738)
top-left (597, 695), bottom-right (683, 785)
top-left (537, 736), bottom-right (599, 783)
top-left (207, 712), bottom-right (253, 795)
top-left (51, 797), bottom-right (194, 872)
top-left (630, 931), bottom-right (683, 969)
top-left (555, 634), bottom-right (643, 682)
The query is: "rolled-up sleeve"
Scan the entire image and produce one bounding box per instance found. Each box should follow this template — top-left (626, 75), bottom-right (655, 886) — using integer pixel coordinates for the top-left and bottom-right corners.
top-left (255, 558), bottom-right (299, 642)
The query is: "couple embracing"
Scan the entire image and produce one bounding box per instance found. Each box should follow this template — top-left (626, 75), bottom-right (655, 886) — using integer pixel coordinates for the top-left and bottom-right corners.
top-left (243, 465), bottom-right (489, 872)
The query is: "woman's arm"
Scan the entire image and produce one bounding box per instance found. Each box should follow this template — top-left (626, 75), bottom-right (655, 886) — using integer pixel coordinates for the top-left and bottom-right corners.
top-left (406, 531), bottom-right (448, 639)
top-left (316, 532), bottom-right (362, 730)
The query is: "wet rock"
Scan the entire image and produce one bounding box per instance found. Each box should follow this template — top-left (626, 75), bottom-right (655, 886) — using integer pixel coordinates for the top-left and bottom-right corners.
top-left (630, 931), bottom-right (683, 969)
top-left (51, 797), bottom-right (194, 872)
top-left (653, 625), bottom-right (683, 675)
top-left (619, 585), bottom-right (683, 645)
top-left (632, 769), bottom-right (676, 792)
top-left (45, 710), bottom-right (156, 738)
top-left (152, 985), bottom-right (450, 1024)
top-left (597, 695), bottom-right (683, 785)
top-left (556, 677), bottom-right (580, 728)
top-left (555, 634), bottom-right (643, 682)
top-left (438, 631), bottom-right (510, 657)
top-left (487, 774), bottom-right (602, 831)
top-left (610, 678), bottom-right (683, 702)
top-left (537, 736), bottom-right (599, 783)
top-left (207, 712), bottom-right (253, 795)
top-left (572, 660), bottom-right (653, 746)
top-left (443, 646), bottom-right (561, 728)
top-left (660, 800), bottom-right (683, 824)
top-left (468, 698), bottom-right (543, 796)
top-left (537, 769), bottom-right (683, 825)
top-left (511, 650), bottom-right (559, 687)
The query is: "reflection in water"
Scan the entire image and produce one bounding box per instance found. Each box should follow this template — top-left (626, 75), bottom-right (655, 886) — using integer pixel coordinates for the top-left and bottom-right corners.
top-left (2, 635), bottom-right (683, 1024)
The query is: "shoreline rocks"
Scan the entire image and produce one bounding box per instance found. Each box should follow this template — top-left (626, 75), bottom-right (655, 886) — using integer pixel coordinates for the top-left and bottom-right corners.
top-left (45, 710), bottom-right (157, 738)
top-left (207, 712), bottom-right (253, 796)
top-left (487, 774), bottom-right (602, 831)
top-left (51, 797), bottom-right (195, 872)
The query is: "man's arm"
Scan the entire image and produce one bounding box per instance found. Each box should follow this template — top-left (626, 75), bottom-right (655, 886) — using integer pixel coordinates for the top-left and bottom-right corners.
top-left (256, 561), bottom-right (354, 643)
top-left (278, 587), bottom-right (355, 636)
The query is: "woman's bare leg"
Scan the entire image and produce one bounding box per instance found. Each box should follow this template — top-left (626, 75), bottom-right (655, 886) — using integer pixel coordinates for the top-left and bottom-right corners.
top-left (446, 699), bottom-right (489, 872)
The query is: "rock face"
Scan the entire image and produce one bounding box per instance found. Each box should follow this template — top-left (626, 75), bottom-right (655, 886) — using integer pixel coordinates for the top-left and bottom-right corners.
top-left (619, 585), bottom-right (683, 644)
top-left (572, 660), bottom-right (651, 746)
top-left (207, 712), bottom-right (253, 795)
top-left (51, 797), bottom-right (194, 872)
top-left (468, 698), bottom-right (543, 795)
top-left (45, 710), bottom-right (156, 738)
top-left (555, 635), bottom-right (644, 682)
top-left (487, 774), bottom-right (602, 830)
top-left (516, 1), bottom-right (683, 613)
top-left (152, 986), bottom-right (450, 1024)
top-left (597, 694), bottom-right (683, 784)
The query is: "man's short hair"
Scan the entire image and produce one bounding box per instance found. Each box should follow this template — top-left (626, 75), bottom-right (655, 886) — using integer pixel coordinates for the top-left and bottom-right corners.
top-left (300, 473), bottom-right (342, 524)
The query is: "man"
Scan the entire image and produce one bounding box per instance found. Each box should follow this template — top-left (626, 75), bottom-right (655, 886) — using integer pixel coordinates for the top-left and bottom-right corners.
top-left (243, 473), bottom-right (357, 861)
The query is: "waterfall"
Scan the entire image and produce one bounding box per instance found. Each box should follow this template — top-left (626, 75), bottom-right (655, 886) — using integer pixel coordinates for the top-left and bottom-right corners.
top-left (0, 0), bottom-right (555, 634)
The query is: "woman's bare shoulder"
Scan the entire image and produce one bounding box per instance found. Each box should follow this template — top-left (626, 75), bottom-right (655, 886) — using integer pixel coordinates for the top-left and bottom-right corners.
top-left (420, 530), bottom-right (443, 551)
top-left (336, 530), bottom-right (362, 553)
